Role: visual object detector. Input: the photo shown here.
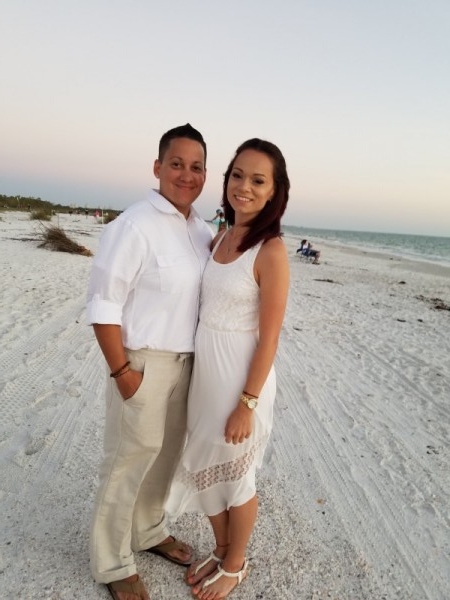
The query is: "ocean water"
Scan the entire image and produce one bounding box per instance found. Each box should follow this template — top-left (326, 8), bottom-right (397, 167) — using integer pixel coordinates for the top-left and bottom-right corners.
top-left (282, 225), bottom-right (450, 267)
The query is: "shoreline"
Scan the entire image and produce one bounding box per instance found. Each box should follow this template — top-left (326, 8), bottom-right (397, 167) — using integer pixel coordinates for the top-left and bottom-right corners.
top-left (283, 232), bottom-right (450, 277)
top-left (282, 230), bottom-right (450, 271)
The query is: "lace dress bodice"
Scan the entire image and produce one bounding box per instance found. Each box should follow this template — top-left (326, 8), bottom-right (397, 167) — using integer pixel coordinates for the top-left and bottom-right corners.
top-left (199, 242), bottom-right (262, 332)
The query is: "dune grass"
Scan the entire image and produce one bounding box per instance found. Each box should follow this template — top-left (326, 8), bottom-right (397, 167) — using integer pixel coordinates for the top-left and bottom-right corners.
top-left (38, 225), bottom-right (93, 256)
top-left (30, 209), bottom-right (52, 221)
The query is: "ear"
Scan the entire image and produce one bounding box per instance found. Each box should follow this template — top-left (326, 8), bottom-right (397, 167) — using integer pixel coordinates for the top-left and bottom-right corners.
top-left (153, 159), bottom-right (161, 179)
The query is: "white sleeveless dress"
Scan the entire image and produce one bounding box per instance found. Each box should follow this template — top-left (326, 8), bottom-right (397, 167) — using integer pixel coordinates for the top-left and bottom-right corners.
top-left (166, 236), bottom-right (276, 518)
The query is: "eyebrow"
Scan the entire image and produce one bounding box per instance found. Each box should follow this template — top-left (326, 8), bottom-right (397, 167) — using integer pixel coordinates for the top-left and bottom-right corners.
top-left (170, 155), bottom-right (203, 165)
top-left (170, 155), bottom-right (202, 162)
top-left (233, 167), bottom-right (267, 178)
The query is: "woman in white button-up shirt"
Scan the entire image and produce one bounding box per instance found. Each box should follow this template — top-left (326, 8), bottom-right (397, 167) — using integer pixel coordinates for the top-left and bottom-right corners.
top-left (86, 124), bottom-right (213, 600)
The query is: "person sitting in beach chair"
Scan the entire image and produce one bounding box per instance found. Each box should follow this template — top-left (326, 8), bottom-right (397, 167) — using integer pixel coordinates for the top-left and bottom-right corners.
top-left (297, 239), bottom-right (321, 264)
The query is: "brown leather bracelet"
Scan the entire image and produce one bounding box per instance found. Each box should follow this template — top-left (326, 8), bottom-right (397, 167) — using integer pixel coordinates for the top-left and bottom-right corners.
top-left (110, 361), bottom-right (131, 378)
top-left (114, 368), bottom-right (130, 379)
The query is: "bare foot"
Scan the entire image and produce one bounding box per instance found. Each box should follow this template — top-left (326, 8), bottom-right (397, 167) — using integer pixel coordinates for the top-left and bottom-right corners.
top-left (106, 574), bottom-right (150, 600)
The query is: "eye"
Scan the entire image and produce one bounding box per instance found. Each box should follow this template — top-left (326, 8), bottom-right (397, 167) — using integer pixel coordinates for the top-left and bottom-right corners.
top-left (231, 171), bottom-right (242, 179)
top-left (171, 161), bottom-right (181, 168)
top-left (193, 165), bottom-right (204, 173)
top-left (254, 179), bottom-right (265, 185)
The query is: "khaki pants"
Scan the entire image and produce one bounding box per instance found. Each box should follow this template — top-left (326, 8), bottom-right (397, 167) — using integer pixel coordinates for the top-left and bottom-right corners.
top-left (89, 348), bottom-right (193, 583)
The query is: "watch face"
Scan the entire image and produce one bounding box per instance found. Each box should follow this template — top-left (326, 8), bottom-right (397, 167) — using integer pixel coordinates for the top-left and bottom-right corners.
top-left (247, 399), bottom-right (257, 409)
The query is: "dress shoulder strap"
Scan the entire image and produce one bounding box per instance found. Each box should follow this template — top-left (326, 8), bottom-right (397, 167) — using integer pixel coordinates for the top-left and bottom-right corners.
top-left (241, 241), bottom-right (264, 279)
top-left (211, 230), bottom-right (228, 257)
top-left (246, 240), bottom-right (263, 259)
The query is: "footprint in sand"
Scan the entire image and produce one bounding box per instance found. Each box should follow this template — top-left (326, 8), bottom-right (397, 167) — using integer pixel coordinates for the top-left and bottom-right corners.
top-left (66, 387), bottom-right (81, 397)
top-left (24, 429), bottom-right (54, 455)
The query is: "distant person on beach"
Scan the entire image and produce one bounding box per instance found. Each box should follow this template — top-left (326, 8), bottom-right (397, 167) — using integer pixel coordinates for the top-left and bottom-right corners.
top-left (166, 138), bottom-right (290, 599)
top-left (297, 239), bottom-right (321, 264)
top-left (86, 124), bottom-right (212, 600)
top-left (214, 210), bottom-right (227, 232)
top-left (217, 211), bottom-right (227, 232)
top-left (210, 208), bottom-right (227, 232)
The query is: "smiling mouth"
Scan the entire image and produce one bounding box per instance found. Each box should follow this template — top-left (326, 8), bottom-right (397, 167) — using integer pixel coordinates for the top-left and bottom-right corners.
top-left (235, 195), bottom-right (252, 203)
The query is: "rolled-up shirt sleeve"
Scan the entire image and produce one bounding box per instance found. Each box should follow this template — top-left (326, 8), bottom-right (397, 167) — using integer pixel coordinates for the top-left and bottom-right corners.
top-left (86, 218), bottom-right (146, 326)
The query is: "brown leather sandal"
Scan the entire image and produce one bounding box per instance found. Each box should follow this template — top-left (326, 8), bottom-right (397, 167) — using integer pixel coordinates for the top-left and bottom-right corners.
top-left (106, 574), bottom-right (149, 600)
top-left (146, 536), bottom-right (194, 566)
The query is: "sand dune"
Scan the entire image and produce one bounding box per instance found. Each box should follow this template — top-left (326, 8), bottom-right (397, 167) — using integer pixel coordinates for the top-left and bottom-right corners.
top-left (0, 211), bottom-right (449, 599)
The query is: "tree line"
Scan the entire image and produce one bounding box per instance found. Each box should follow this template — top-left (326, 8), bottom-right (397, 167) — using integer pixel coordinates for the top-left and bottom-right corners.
top-left (0, 194), bottom-right (114, 215)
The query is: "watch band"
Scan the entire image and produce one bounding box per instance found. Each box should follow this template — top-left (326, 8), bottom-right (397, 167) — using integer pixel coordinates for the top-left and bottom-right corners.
top-left (240, 393), bottom-right (258, 409)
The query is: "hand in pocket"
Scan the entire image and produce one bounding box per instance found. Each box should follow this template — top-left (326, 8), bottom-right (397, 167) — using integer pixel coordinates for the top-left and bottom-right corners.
top-left (116, 369), bottom-right (144, 400)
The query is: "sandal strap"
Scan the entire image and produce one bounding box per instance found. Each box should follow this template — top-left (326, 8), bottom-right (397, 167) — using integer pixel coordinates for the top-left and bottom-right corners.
top-left (107, 574), bottom-right (145, 595)
top-left (192, 551), bottom-right (222, 576)
top-left (151, 536), bottom-right (187, 553)
top-left (204, 558), bottom-right (248, 587)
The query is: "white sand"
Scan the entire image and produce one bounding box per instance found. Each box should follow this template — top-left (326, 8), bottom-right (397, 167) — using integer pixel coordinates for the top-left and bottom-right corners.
top-left (0, 212), bottom-right (449, 600)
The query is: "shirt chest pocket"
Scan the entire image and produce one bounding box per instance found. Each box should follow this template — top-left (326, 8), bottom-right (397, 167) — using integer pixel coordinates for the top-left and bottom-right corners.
top-left (156, 254), bottom-right (194, 293)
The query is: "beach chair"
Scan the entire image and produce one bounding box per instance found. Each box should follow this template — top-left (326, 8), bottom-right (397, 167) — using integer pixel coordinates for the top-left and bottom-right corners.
top-left (296, 240), bottom-right (321, 264)
top-left (296, 247), bottom-right (314, 262)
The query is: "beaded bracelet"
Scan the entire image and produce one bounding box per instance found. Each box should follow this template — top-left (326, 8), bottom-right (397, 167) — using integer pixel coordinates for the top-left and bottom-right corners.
top-left (110, 360), bottom-right (131, 378)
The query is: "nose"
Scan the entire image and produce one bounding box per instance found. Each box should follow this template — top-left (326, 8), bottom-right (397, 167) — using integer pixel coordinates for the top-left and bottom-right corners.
top-left (238, 177), bottom-right (251, 191)
top-left (179, 166), bottom-right (194, 181)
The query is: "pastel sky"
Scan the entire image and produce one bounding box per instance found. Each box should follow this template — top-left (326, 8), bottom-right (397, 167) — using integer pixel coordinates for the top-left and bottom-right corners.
top-left (1, 0), bottom-right (449, 236)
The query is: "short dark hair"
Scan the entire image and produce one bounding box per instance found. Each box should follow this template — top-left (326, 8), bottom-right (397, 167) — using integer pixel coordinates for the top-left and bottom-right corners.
top-left (222, 138), bottom-right (290, 252)
top-left (158, 123), bottom-right (207, 165)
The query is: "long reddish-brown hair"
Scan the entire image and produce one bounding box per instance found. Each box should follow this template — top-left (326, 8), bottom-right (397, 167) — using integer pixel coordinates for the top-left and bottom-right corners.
top-left (222, 138), bottom-right (290, 252)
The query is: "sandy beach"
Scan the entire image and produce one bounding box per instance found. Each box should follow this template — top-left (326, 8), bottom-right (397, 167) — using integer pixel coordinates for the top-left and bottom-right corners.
top-left (0, 211), bottom-right (449, 600)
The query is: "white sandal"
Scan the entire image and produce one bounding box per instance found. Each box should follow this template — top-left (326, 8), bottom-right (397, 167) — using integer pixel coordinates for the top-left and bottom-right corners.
top-left (203, 558), bottom-right (249, 590)
top-left (186, 551), bottom-right (222, 581)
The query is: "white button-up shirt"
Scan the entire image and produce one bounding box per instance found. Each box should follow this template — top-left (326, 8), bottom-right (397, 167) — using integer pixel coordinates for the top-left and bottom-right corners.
top-left (86, 190), bottom-right (213, 352)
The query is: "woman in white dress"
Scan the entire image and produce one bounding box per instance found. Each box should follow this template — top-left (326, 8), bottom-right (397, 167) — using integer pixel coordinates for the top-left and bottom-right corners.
top-left (166, 138), bottom-right (290, 599)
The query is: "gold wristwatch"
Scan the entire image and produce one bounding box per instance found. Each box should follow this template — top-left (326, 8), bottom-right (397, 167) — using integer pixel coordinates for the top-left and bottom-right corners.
top-left (240, 393), bottom-right (258, 410)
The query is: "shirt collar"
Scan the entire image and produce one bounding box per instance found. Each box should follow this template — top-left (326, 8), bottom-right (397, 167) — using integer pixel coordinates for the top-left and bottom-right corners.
top-left (147, 188), bottom-right (201, 222)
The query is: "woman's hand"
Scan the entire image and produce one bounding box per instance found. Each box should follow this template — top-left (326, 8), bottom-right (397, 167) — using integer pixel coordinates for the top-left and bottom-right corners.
top-left (115, 369), bottom-right (143, 400)
top-left (224, 403), bottom-right (254, 444)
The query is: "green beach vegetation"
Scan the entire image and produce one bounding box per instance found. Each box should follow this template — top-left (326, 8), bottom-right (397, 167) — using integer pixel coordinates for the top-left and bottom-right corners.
top-left (0, 194), bottom-right (117, 219)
